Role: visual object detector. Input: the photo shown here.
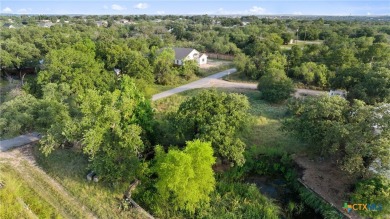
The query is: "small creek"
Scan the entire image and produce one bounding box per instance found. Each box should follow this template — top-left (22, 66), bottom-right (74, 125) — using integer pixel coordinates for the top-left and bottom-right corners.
top-left (246, 175), bottom-right (323, 219)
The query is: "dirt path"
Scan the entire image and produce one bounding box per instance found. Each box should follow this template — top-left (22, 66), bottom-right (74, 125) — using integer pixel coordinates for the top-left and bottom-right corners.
top-left (293, 154), bottom-right (361, 219)
top-left (152, 68), bottom-right (237, 101)
top-left (0, 145), bottom-right (97, 219)
top-left (0, 132), bottom-right (41, 151)
top-left (152, 69), bottom-right (327, 101)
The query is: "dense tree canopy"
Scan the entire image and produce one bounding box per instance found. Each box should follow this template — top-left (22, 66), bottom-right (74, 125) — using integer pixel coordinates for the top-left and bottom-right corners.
top-left (175, 90), bottom-right (250, 166)
top-left (283, 96), bottom-right (390, 175)
top-left (37, 45), bottom-right (115, 97)
top-left (293, 62), bottom-right (330, 88)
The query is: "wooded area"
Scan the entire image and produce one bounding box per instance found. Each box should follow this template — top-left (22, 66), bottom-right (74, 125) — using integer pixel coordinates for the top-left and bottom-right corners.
top-left (0, 14), bottom-right (389, 218)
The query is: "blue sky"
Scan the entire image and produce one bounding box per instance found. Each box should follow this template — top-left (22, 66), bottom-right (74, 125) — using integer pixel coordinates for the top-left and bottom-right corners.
top-left (1, 1), bottom-right (389, 15)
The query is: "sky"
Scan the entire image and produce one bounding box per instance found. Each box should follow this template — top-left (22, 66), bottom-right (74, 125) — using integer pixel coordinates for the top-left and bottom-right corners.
top-left (1, 1), bottom-right (389, 16)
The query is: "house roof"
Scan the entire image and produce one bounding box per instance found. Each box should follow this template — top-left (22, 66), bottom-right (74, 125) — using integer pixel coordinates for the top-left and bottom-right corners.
top-left (173, 47), bottom-right (196, 60)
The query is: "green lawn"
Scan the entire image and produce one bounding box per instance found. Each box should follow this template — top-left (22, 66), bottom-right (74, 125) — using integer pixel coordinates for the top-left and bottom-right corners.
top-left (280, 40), bottom-right (324, 50)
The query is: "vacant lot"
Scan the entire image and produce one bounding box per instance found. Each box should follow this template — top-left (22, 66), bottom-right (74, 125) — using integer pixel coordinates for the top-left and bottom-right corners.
top-left (153, 88), bottom-right (306, 156)
top-left (32, 147), bottom-right (144, 219)
top-left (200, 58), bottom-right (232, 69)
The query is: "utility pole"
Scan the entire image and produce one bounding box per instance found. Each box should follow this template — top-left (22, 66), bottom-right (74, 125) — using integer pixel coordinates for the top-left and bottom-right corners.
top-left (296, 28), bottom-right (299, 44)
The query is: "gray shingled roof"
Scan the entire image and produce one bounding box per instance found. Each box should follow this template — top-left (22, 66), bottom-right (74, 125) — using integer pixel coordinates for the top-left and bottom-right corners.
top-left (173, 47), bottom-right (196, 60)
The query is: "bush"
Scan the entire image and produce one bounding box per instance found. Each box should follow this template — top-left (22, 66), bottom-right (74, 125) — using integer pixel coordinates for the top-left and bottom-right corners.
top-left (257, 69), bottom-right (295, 103)
top-left (351, 176), bottom-right (390, 218)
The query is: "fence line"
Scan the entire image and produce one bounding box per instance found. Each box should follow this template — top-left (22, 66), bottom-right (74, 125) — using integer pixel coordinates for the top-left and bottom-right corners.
top-left (129, 198), bottom-right (155, 219)
top-left (206, 53), bottom-right (235, 61)
top-left (298, 179), bottom-right (352, 219)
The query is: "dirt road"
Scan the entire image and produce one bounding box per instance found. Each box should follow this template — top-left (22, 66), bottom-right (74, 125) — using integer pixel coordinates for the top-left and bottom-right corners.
top-left (152, 69), bottom-right (327, 101)
top-left (152, 68), bottom-right (237, 101)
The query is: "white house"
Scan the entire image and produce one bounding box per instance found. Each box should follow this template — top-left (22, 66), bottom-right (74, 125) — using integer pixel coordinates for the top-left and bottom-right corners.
top-left (329, 89), bottom-right (347, 98)
top-left (172, 48), bottom-right (207, 66)
top-left (38, 21), bottom-right (54, 28)
top-left (2, 23), bottom-right (15, 29)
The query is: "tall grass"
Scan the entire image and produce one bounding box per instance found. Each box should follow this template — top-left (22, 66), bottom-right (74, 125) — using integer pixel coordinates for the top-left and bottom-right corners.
top-left (0, 164), bottom-right (61, 218)
top-left (33, 147), bottom-right (142, 218)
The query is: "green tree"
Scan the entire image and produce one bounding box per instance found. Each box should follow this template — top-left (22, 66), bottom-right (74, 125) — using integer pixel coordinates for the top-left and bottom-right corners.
top-left (234, 53), bottom-right (257, 80)
top-left (78, 76), bottom-right (153, 182)
top-left (283, 97), bottom-right (390, 175)
top-left (154, 140), bottom-right (216, 214)
top-left (282, 96), bottom-right (349, 156)
top-left (341, 102), bottom-right (390, 175)
top-left (337, 67), bottom-right (390, 105)
top-left (176, 90), bottom-right (250, 166)
top-left (286, 45), bottom-right (303, 72)
top-left (0, 91), bottom-right (38, 139)
top-left (293, 62), bottom-right (330, 87)
top-left (257, 69), bottom-right (295, 103)
top-left (37, 46), bottom-right (114, 97)
top-left (179, 60), bottom-right (199, 80)
top-left (362, 43), bottom-right (390, 66)
top-left (153, 48), bottom-right (178, 85)
top-left (281, 32), bottom-right (293, 45)
top-left (0, 39), bottom-right (40, 84)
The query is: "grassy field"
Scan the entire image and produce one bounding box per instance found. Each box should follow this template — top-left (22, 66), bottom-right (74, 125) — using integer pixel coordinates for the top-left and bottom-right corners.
top-left (222, 71), bottom-right (259, 84)
top-left (198, 59), bottom-right (234, 77)
top-left (0, 163), bottom-right (61, 218)
top-left (32, 148), bottom-right (142, 219)
top-left (280, 40), bottom-right (324, 50)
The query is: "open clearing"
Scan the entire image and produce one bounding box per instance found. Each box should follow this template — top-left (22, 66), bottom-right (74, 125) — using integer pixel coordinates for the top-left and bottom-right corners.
top-left (199, 58), bottom-right (232, 69)
top-left (294, 154), bottom-right (361, 219)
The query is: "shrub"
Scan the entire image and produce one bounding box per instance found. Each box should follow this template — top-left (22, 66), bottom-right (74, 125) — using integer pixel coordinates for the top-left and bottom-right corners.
top-left (351, 176), bottom-right (390, 218)
top-left (257, 68), bottom-right (295, 103)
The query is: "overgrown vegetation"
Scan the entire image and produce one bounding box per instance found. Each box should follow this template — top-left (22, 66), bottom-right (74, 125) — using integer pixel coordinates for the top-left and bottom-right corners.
top-left (283, 96), bottom-right (390, 176)
top-left (351, 176), bottom-right (390, 218)
top-left (33, 147), bottom-right (141, 218)
top-left (0, 164), bottom-right (61, 218)
top-left (1, 14), bottom-right (389, 219)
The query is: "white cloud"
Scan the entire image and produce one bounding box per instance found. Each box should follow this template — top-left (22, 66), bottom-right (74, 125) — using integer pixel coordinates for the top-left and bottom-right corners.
top-left (134, 3), bottom-right (148, 9)
top-left (217, 8), bottom-right (227, 14)
top-left (17, 8), bottom-right (32, 13)
top-left (111, 4), bottom-right (126, 11)
top-left (367, 12), bottom-right (371, 15)
top-left (293, 11), bottom-right (303, 15)
top-left (216, 6), bottom-right (267, 15)
top-left (249, 6), bottom-right (265, 14)
top-left (157, 11), bottom-right (165, 15)
top-left (2, 7), bottom-right (12, 13)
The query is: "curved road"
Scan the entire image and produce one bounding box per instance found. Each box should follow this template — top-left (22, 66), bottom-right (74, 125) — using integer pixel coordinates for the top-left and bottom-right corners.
top-left (152, 68), bottom-right (326, 101)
